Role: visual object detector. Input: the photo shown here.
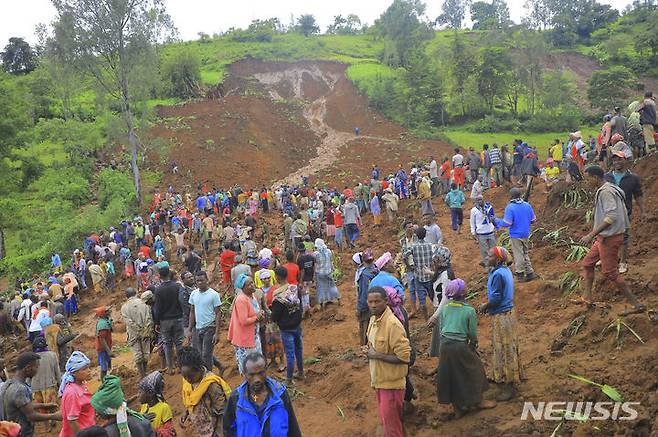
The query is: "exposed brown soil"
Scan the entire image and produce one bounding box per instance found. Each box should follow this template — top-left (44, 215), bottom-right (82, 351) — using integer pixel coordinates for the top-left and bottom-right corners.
top-left (15, 59), bottom-right (657, 437)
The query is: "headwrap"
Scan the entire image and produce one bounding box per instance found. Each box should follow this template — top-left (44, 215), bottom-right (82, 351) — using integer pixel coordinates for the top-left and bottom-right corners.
top-left (314, 238), bottom-right (327, 252)
top-left (91, 375), bottom-right (144, 436)
top-left (490, 246), bottom-right (510, 264)
top-left (352, 252), bottom-right (363, 265)
top-left (234, 273), bottom-right (250, 291)
top-left (383, 286), bottom-right (405, 324)
top-left (258, 258), bottom-right (271, 268)
top-left (362, 248), bottom-right (374, 262)
top-left (432, 245), bottom-right (452, 267)
top-left (32, 336), bottom-right (48, 353)
top-left (58, 351), bottom-right (91, 396)
top-left (138, 371), bottom-right (165, 401)
top-left (445, 278), bottom-right (466, 299)
top-left (374, 252), bottom-right (392, 270)
top-left (94, 306), bottom-right (108, 318)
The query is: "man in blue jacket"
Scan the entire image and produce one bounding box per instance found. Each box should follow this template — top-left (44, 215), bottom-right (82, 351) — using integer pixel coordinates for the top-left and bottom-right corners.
top-left (224, 352), bottom-right (302, 437)
top-left (495, 188), bottom-right (537, 282)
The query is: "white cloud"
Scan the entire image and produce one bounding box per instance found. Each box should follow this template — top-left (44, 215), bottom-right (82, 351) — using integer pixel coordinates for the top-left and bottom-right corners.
top-left (0, 0), bottom-right (633, 48)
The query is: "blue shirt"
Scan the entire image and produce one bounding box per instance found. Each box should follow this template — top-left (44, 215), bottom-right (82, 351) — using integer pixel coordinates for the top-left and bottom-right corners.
top-left (487, 265), bottom-right (514, 315)
top-left (369, 271), bottom-right (405, 301)
top-left (357, 265), bottom-right (378, 312)
top-left (444, 189), bottom-right (465, 209)
top-left (498, 200), bottom-right (535, 238)
top-left (195, 196), bottom-right (206, 209)
top-left (189, 288), bottom-right (221, 329)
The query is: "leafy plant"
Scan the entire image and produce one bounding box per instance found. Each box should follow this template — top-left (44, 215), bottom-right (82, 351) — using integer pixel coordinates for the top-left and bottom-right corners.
top-left (559, 272), bottom-right (582, 297)
top-left (585, 209), bottom-right (593, 224)
top-left (542, 226), bottom-right (570, 247)
top-left (562, 187), bottom-right (591, 209)
top-left (568, 374), bottom-right (624, 402)
top-left (497, 230), bottom-right (511, 250)
top-left (566, 245), bottom-right (589, 262)
top-left (601, 318), bottom-right (644, 348)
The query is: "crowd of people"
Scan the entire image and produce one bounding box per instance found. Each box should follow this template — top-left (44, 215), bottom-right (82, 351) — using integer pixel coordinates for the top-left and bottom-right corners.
top-left (0, 96), bottom-right (653, 436)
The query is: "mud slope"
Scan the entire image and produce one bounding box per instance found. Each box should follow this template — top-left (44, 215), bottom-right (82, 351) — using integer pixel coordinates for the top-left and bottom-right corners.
top-left (150, 60), bottom-right (452, 190)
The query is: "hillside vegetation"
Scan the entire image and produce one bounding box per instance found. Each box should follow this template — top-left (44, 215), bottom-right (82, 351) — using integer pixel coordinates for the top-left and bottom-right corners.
top-left (1, 0), bottom-right (656, 280)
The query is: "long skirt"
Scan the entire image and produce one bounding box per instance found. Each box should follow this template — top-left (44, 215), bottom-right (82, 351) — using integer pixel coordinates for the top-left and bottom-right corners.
top-left (429, 321), bottom-right (441, 357)
top-left (491, 310), bottom-right (524, 384)
top-left (315, 273), bottom-right (340, 305)
top-left (64, 295), bottom-right (78, 314)
top-left (437, 339), bottom-right (488, 408)
top-left (325, 224), bottom-right (336, 237)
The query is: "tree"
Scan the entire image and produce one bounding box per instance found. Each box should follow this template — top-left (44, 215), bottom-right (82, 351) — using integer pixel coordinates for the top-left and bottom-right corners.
top-left (477, 46), bottom-right (511, 113)
top-left (470, 0), bottom-right (511, 30)
top-left (541, 71), bottom-right (577, 112)
top-left (296, 14), bottom-right (320, 37)
top-left (51, 0), bottom-right (176, 205)
top-left (437, 0), bottom-right (471, 29)
top-left (405, 50), bottom-right (446, 126)
top-left (375, 0), bottom-right (433, 67)
top-left (448, 33), bottom-right (477, 116)
top-left (514, 30), bottom-right (546, 114)
top-left (587, 66), bottom-right (637, 111)
top-left (523, 0), bottom-right (551, 29)
top-left (1, 37), bottom-right (37, 74)
top-left (327, 14), bottom-right (362, 34)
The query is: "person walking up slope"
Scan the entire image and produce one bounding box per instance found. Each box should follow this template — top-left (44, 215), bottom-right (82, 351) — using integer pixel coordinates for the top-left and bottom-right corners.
top-left (495, 188), bottom-right (537, 282)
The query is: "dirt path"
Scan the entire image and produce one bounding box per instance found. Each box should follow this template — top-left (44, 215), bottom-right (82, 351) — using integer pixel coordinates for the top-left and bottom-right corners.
top-left (251, 66), bottom-right (397, 186)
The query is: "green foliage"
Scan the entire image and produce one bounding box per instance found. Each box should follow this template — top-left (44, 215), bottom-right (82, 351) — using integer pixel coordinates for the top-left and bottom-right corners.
top-left (587, 66), bottom-right (637, 111)
top-left (327, 15), bottom-right (363, 35)
top-left (97, 169), bottom-right (137, 210)
top-left (295, 14), bottom-right (321, 37)
top-left (0, 71), bottom-right (31, 155)
top-left (162, 50), bottom-right (202, 98)
top-left (436, 0), bottom-right (470, 29)
top-left (469, 115), bottom-right (521, 133)
top-left (29, 168), bottom-right (91, 206)
top-left (1, 37), bottom-right (37, 75)
top-left (470, 0), bottom-right (511, 30)
top-left (477, 46), bottom-right (511, 112)
top-left (375, 0), bottom-right (433, 67)
top-left (227, 18), bottom-right (281, 42)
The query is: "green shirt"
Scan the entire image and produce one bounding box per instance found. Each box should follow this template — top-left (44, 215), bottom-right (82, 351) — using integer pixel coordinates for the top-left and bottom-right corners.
top-left (438, 301), bottom-right (478, 343)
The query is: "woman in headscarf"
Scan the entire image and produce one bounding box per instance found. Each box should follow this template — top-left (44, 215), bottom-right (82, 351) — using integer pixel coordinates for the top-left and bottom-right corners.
top-left (313, 239), bottom-right (341, 309)
top-left (30, 337), bottom-right (60, 432)
top-left (253, 257), bottom-right (276, 289)
top-left (59, 352), bottom-right (96, 437)
top-left (383, 286), bottom-right (417, 413)
top-left (90, 375), bottom-right (153, 436)
top-left (427, 245), bottom-right (456, 358)
top-left (180, 347), bottom-right (231, 437)
top-left (479, 246), bottom-right (523, 402)
top-left (138, 371), bottom-right (176, 437)
top-left (258, 271), bottom-right (286, 373)
top-left (227, 274), bottom-right (264, 374)
top-left (431, 278), bottom-right (495, 418)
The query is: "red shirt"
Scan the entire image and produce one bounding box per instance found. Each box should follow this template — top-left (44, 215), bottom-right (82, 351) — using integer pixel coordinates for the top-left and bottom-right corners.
top-left (220, 250), bottom-right (236, 270)
top-left (342, 188), bottom-right (353, 198)
top-left (440, 162), bottom-right (451, 180)
top-left (95, 329), bottom-right (112, 352)
top-left (139, 246), bottom-right (151, 258)
top-left (282, 262), bottom-right (300, 285)
top-left (334, 211), bottom-right (343, 228)
top-left (60, 383), bottom-right (96, 437)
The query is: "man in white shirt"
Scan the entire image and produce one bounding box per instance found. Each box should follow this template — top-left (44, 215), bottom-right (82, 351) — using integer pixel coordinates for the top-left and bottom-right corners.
top-left (423, 214), bottom-right (443, 245)
top-left (470, 195), bottom-right (496, 268)
top-left (429, 156), bottom-right (439, 197)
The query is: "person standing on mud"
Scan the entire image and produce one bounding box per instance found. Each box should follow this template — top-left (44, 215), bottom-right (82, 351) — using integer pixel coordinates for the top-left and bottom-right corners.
top-left (606, 142), bottom-right (645, 274)
top-left (120, 287), bottom-right (153, 379)
top-left (495, 188), bottom-right (537, 283)
top-left (342, 197), bottom-right (361, 249)
top-left (578, 166), bottom-right (645, 315)
top-left (365, 286), bottom-right (411, 437)
top-left (479, 247), bottom-right (523, 402)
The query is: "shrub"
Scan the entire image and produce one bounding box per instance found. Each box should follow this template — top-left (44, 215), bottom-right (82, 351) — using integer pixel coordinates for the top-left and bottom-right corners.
top-left (162, 51), bottom-right (202, 99)
top-left (523, 111), bottom-right (582, 133)
top-left (469, 115), bottom-right (521, 133)
top-left (29, 168), bottom-right (91, 206)
top-left (97, 168), bottom-right (136, 210)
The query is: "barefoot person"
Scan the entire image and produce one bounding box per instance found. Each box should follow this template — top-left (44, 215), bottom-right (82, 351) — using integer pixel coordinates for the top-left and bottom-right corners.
top-left (429, 279), bottom-right (495, 418)
top-left (578, 165), bottom-right (645, 315)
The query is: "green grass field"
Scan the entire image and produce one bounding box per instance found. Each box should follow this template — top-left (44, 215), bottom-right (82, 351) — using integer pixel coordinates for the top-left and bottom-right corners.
top-left (441, 127), bottom-right (600, 159)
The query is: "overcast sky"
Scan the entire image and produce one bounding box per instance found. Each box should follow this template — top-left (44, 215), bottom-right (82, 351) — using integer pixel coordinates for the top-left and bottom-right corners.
top-left (1, 0), bottom-right (633, 47)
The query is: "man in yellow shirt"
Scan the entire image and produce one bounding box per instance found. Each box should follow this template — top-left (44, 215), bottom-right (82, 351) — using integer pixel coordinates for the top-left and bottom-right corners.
top-left (365, 287), bottom-right (411, 437)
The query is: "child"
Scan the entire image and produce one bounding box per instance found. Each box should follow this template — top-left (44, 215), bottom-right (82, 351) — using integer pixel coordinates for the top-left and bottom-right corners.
top-left (94, 306), bottom-right (113, 380)
top-left (139, 371), bottom-right (176, 437)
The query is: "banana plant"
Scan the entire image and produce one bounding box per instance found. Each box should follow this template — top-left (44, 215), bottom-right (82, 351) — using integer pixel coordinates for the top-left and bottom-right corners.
top-left (568, 374), bottom-right (624, 402)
